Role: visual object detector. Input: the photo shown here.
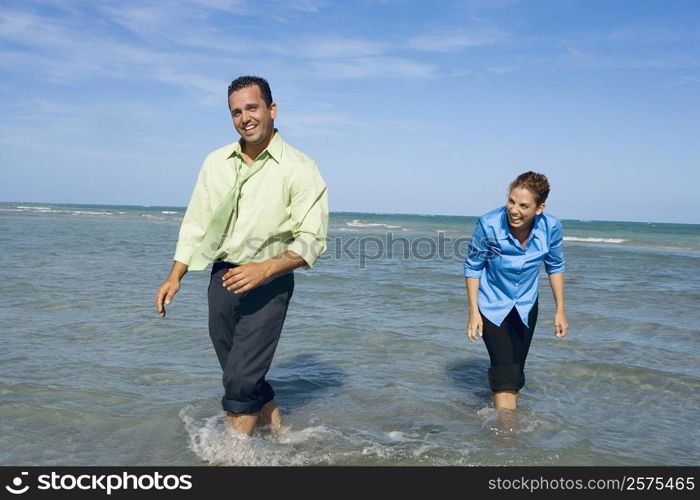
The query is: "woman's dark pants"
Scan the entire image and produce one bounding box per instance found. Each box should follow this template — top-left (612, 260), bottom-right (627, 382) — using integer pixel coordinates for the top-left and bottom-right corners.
top-left (480, 301), bottom-right (538, 392)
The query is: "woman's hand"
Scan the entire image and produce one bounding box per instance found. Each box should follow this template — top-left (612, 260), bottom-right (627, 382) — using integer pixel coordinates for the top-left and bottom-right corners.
top-left (467, 311), bottom-right (483, 342)
top-left (554, 311), bottom-right (569, 337)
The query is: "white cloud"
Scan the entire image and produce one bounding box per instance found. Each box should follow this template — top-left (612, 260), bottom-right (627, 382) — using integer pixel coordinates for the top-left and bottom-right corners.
top-left (148, 66), bottom-right (227, 105)
top-left (409, 29), bottom-right (507, 52)
top-left (285, 0), bottom-right (327, 13)
top-left (312, 56), bottom-right (436, 79)
top-left (486, 64), bottom-right (519, 74)
top-left (296, 38), bottom-right (387, 59)
top-left (667, 75), bottom-right (700, 87)
top-left (563, 44), bottom-right (700, 71)
top-left (188, 0), bottom-right (250, 13)
top-left (0, 7), bottom-right (245, 102)
top-left (458, 0), bottom-right (521, 10)
top-left (0, 5), bottom-right (502, 89)
top-left (607, 25), bottom-right (700, 46)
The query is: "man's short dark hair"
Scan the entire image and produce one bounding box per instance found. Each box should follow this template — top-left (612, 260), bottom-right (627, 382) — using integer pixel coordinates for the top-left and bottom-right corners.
top-left (227, 76), bottom-right (273, 107)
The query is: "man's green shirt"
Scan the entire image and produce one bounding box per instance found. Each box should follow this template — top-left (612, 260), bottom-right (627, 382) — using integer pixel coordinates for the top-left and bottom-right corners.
top-left (174, 132), bottom-right (328, 269)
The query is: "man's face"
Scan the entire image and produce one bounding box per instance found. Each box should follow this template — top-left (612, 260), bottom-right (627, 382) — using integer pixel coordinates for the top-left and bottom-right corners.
top-left (228, 85), bottom-right (277, 147)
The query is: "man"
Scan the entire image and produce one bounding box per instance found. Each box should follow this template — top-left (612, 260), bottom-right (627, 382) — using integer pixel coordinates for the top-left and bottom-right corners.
top-left (155, 76), bottom-right (328, 436)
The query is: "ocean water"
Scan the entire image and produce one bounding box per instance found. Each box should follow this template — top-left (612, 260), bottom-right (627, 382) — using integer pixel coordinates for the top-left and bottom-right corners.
top-left (0, 202), bottom-right (698, 466)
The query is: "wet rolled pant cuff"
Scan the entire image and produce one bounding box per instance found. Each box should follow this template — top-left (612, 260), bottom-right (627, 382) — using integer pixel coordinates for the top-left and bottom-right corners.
top-left (488, 363), bottom-right (525, 392)
top-left (222, 382), bottom-right (275, 414)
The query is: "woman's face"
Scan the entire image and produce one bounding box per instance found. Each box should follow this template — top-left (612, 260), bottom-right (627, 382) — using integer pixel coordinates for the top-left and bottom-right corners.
top-left (506, 187), bottom-right (544, 231)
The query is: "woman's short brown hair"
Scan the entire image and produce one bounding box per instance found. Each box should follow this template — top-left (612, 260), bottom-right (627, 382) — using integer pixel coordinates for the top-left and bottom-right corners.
top-left (508, 171), bottom-right (550, 205)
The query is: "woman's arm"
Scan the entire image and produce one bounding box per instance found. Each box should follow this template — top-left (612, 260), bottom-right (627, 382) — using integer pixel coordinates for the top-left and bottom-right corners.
top-left (548, 272), bottom-right (568, 337)
top-left (465, 277), bottom-right (483, 341)
top-left (464, 219), bottom-right (489, 342)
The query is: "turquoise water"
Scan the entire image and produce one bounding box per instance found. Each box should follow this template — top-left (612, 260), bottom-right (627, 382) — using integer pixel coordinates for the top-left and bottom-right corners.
top-left (1, 202), bottom-right (698, 465)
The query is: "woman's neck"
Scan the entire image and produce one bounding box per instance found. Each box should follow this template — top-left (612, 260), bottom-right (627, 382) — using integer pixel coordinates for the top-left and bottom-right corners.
top-left (510, 223), bottom-right (533, 247)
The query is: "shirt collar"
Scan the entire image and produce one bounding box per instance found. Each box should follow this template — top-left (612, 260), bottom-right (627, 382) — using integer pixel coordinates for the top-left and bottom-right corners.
top-left (228, 129), bottom-right (283, 164)
top-left (496, 207), bottom-right (510, 240)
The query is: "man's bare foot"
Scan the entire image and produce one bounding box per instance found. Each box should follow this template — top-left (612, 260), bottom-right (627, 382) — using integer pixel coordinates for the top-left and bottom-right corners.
top-left (225, 410), bottom-right (258, 436)
top-left (258, 400), bottom-right (285, 435)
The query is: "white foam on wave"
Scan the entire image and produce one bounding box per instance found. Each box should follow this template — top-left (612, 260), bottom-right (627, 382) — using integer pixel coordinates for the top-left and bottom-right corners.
top-left (15, 206), bottom-right (57, 212)
top-left (346, 219), bottom-right (403, 230)
top-left (10, 206), bottom-right (115, 216)
top-left (179, 407), bottom-right (335, 466)
top-left (179, 407), bottom-right (466, 466)
top-left (564, 236), bottom-right (627, 244)
top-left (161, 211), bottom-right (178, 214)
top-left (386, 430), bottom-right (418, 442)
top-left (71, 210), bottom-right (113, 216)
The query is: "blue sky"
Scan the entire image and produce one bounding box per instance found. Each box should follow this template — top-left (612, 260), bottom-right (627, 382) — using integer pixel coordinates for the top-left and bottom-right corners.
top-left (1, 0), bottom-right (698, 223)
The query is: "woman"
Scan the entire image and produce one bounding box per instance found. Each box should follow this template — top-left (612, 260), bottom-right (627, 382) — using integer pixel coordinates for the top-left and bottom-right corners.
top-left (464, 171), bottom-right (568, 411)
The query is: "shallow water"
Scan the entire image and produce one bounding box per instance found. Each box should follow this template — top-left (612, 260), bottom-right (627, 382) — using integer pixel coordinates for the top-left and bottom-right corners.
top-left (1, 203), bottom-right (698, 465)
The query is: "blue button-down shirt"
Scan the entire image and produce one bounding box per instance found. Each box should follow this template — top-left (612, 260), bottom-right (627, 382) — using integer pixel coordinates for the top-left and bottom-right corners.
top-left (464, 206), bottom-right (565, 327)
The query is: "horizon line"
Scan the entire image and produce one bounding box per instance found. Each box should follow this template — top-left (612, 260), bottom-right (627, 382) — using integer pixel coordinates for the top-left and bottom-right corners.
top-left (0, 200), bottom-right (696, 226)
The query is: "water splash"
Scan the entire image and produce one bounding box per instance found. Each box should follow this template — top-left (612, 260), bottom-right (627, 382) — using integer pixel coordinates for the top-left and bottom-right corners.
top-left (180, 407), bottom-right (340, 466)
top-left (179, 406), bottom-right (474, 466)
top-left (478, 407), bottom-right (539, 436)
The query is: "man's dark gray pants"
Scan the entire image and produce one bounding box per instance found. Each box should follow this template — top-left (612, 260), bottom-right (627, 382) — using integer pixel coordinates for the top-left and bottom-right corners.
top-left (208, 261), bottom-right (294, 414)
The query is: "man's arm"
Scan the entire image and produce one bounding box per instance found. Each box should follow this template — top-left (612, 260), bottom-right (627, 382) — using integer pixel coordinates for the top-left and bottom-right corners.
top-left (221, 251), bottom-right (305, 294)
top-left (155, 260), bottom-right (189, 317)
top-left (173, 161), bottom-right (213, 268)
top-left (286, 162), bottom-right (329, 269)
top-left (155, 155), bottom-right (212, 317)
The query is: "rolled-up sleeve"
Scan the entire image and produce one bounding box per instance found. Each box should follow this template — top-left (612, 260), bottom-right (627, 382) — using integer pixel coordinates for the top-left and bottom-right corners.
top-left (286, 162), bottom-right (329, 269)
top-left (464, 218), bottom-right (488, 278)
top-left (173, 161), bottom-right (212, 266)
top-left (544, 219), bottom-right (565, 274)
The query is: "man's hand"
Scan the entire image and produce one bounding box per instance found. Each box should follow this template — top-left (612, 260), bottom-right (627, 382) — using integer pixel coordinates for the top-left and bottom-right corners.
top-left (554, 311), bottom-right (569, 338)
top-left (222, 262), bottom-right (271, 294)
top-left (156, 278), bottom-right (181, 317)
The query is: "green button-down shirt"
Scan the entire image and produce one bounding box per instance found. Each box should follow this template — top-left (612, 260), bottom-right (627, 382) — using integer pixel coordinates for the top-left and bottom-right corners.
top-left (174, 132), bottom-right (328, 269)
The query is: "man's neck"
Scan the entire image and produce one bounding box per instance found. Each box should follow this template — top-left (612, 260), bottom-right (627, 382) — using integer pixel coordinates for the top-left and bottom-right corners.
top-left (241, 131), bottom-right (274, 165)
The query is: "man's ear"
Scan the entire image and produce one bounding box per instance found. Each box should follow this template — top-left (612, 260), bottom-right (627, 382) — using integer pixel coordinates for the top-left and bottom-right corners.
top-left (270, 102), bottom-right (277, 120)
top-left (536, 203), bottom-right (545, 215)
